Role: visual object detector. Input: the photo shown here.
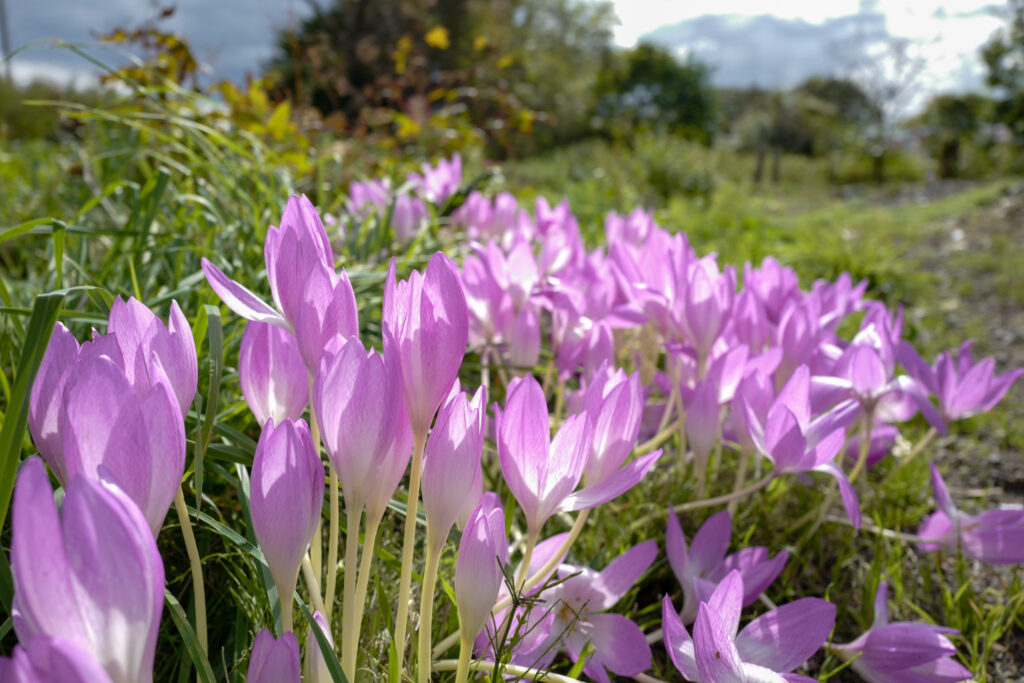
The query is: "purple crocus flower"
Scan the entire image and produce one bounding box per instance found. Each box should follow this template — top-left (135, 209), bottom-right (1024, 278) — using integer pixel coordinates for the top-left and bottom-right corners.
top-left (392, 194), bottom-right (429, 244)
top-left (604, 207), bottom-right (655, 247)
top-left (11, 457), bottom-right (164, 683)
top-left (744, 256), bottom-right (800, 324)
top-left (918, 464), bottom-right (1024, 564)
top-left (663, 570), bottom-right (835, 682)
top-left (577, 362), bottom-right (646, 484)
top-left (422, 380), bottom-right (486, 548)
top-left (740, 365), bottom-right (862, 528)
top-left (383, 252), bottom-right (469, 437)
top-left (899, 339), bottom-right (1023, 428)
top-left (667, 508), bottom-right (788, 624)
top-left (58, 353), bottom-right (186, 536)
top-left (250, 418), bottom-right (325, 626)
top-left (247, 630), bottom-right (301, 683)
top-left (678, 257), bottom-right (735, 365)
top-left (106, 296), bottom-right (198, 416)
top-left (0, 636), bottom-right (114, 683)
top-left (409, 154), bottom-right (462, 204)
top-left (455, 493), bottom-right (509, 643)
top-left (532, 541), bottom-right (657, 683)
top-left (201, 194), bottom-right (358, 371)
top-left (348, 178), bottom-right (390, 217)
top-left (314, 336), bottom-right (413, 522)
top-left (239, 321), bottom-right (309, 426)
top-left (831, 582), bottom-right (971, 682)
top-left (304, 610), bottom-right (336, 683)
top-left (497, 375), bottom-right (660, 537)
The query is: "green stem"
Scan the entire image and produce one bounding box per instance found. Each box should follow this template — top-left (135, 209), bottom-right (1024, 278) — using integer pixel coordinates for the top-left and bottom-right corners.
top-left (727, 445), bottom-right (752, 517)
top-left (848, 412), bottom-right (875, 485)
top-left (325, 466), bottom-right (340, 620)
top-left (417, 533), bottom-right (443, 683)
top-left (173, 487), bottom-right (207, 654)
top-left (341, 500), bottom-right (363, 680)
top-left (393, 431), bottom-right (427, 675)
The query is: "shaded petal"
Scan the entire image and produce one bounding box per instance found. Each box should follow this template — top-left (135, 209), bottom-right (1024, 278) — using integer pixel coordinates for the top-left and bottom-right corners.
top-left (584, 613), bottom-right (652, 679)
top-left (813, 462), bottom-right (861, 529)
top-left (591, 540), bottom-right (657, 610)
top-left (247, 630), bottom-right (300, 683)
top-left (735, 598), bottom-right (836, 672)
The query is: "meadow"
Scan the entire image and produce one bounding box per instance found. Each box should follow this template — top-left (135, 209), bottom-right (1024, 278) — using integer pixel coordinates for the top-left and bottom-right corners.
top-left (0, 70), bottom-right (1022, 683)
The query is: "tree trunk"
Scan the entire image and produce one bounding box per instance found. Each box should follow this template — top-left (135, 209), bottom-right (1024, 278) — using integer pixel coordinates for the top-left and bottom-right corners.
top-left (754, 141), bottom-right (766, 185)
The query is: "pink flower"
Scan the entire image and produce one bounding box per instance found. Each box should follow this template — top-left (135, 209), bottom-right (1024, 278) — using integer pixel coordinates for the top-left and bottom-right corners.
top-left (918, 463), bottom-right (1024, 564)
top-left (201, 195), bottom-right (358, 370)
top-left (246, 630), bottom-right (300, 683)
top-left (831, 582), bottom-right (971, 683)
top-left (383, 252), bottom-right (469, 436)
top-left (250, 419), bottom-right (325, 614)
top-left (11, 457), bottom-right (164, 683)
top-left (663, 570), bottom-right (835, 682)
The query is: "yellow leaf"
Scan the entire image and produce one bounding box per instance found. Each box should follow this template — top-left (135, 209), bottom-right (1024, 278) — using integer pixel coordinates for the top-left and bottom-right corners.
top-left (425, 26), bottom-right (450, 50)
top-left (267, 101), bottom-right (292, 141)
top-left (473, 35), bottom-right (488, 51)
top-left (393, 36), bottom-right (413, 75)
top-left (496, 53), bottom-right (515, 70)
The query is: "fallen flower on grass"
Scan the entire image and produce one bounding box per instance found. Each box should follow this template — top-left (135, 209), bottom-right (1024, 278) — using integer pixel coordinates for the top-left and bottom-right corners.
top-left (666, 508), bottom-right (788, 624)
top-left (918, 463), bottom-right (1024, 564)
top-left (662, 570), bottom-right (835, 683)
top-left (830, 581), bottom-right (971, 683)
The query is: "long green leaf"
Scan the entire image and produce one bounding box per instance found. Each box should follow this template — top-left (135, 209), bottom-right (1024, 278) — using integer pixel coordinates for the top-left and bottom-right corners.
top-left (196, 304), bottom-right (224, 510)
top-left (0, 292), bottom-right (64, 532)
top-left (165, 589), bottom-right (217, 683)
top-left (297, 598), bottom-right (348, 683)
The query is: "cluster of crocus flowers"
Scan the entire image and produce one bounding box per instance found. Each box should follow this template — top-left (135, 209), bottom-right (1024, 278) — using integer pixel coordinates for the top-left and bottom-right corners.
top-left (15, 172), bottom-right (1021, 683)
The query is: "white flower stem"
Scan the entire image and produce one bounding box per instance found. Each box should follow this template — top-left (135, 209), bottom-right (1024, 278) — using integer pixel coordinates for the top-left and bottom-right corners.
top-left (341, 500), bottom-right (363, 680)
top-left (394, 431), bottom-right (428, 675)
top-left (417, 532), bottom-right (443, 683)
top-left (440, 654), bottom-right (585, 683)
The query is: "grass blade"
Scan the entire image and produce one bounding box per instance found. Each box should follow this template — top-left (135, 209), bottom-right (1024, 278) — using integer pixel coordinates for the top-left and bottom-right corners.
top-left (165, 589), bottom-right (217, 683)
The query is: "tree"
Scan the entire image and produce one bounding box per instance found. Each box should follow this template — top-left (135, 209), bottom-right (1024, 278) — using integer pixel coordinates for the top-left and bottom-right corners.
top-left (593, 43), bottom-right (716, 143)
top-left (264, 0), bottom-right (616, 156)
top-left (981, 0), bottom-right (1024, 140)
top-left (917, 94), bottom-right (994, 178)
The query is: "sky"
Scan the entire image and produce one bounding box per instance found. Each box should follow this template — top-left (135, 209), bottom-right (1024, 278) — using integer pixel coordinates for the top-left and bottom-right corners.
top-left (1, 0), bottom-right (1008, 101)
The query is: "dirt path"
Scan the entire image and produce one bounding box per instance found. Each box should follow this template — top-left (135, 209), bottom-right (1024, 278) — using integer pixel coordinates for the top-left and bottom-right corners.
top-left (906, 182), bottom-right (1024, 680)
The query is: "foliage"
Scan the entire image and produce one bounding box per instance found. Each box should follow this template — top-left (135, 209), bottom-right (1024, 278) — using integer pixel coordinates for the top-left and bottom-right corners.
top-left (982, 0), bottom-right (1024, 141)
top-left (593, 42), bottom-right (717, 143)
